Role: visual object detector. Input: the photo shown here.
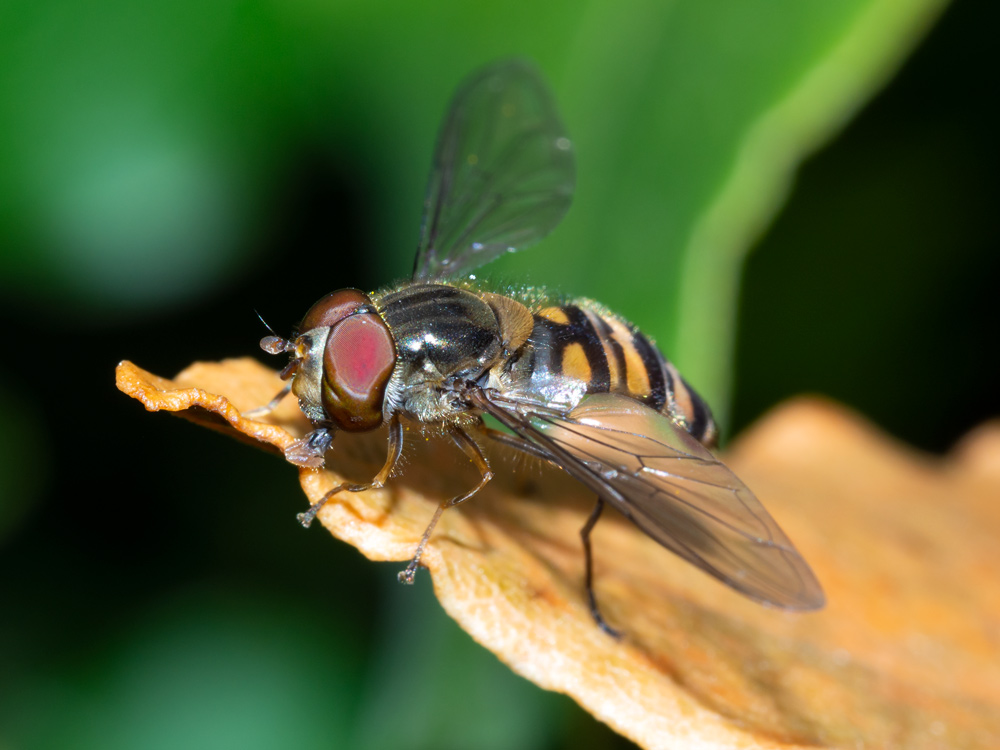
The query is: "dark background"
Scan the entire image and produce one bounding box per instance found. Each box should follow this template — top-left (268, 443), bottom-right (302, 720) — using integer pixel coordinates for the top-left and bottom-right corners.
top-left (1, 1), bottom-right (995, 748)
top-left (734, 1), bottom-right (998, 451)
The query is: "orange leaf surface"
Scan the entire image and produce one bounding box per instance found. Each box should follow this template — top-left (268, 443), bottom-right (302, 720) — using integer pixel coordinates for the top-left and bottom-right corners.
top-left (117, 358), bottom-right (1000, 749)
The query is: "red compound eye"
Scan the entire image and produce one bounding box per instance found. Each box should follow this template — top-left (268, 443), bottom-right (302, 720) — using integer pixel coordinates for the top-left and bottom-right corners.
top-left (299, 288), bottom-right (370, 333)
top-left (321, 312), bottom-right (396, 431)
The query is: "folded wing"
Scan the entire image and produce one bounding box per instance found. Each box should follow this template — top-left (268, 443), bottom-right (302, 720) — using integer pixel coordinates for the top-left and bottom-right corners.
top-left (479, 391), bottom-right (825, 610)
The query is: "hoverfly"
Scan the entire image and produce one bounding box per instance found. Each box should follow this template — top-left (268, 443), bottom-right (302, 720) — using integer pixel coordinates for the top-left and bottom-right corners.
top-left (258, 59), bottom-right (825, 635)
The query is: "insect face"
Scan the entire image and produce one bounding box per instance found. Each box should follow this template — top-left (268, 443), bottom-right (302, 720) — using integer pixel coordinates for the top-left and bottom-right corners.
top-left (290, 288), bottom-right (397, 432)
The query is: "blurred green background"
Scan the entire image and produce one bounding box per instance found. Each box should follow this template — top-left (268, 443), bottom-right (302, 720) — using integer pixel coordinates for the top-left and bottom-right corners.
top-left (1, 0), bottom-right (996, 748)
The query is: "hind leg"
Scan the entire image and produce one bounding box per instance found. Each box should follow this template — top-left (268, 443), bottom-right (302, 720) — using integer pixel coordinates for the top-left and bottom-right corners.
top-left (580, 496), bottom-right (621, 638)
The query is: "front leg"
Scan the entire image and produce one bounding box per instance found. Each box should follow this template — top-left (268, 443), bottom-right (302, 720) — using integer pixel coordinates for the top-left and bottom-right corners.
top-left (297, 414), bottom-right (404, 528)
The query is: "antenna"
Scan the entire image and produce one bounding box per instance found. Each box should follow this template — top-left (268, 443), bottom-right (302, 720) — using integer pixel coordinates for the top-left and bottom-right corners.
top-left (254, 310), bottom-right (292, 355)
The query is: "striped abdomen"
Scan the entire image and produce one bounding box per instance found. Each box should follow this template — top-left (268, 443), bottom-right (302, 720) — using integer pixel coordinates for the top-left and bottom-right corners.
top-left (519, 301), bottom-right (718, 447)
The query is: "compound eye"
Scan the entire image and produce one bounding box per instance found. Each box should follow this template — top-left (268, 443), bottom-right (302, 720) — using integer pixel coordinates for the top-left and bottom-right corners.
top-left (321, 313), bottom-right (396, 431)
top-left (300, 288), bottom-right (371, 333)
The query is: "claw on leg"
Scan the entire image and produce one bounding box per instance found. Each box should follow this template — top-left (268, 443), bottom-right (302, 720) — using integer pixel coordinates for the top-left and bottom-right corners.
top-left (297, 486), bottom-right (341, 528)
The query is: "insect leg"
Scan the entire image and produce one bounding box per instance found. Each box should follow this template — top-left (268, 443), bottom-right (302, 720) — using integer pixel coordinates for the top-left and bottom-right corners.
top-left (243, 382), bottom-right (293, 419)
top-left (297, 414), bottom-right (404, 528)
top-left (581, 497), bottom-right (620, 638)
top-left (485, 425), bottom-right (620, 636)
top-left (398, 427), bottom-right (493, 584)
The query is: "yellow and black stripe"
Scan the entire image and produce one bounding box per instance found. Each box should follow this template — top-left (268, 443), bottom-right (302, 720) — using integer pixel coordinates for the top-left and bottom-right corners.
top-left (526, 301), bottom-right (718, 447)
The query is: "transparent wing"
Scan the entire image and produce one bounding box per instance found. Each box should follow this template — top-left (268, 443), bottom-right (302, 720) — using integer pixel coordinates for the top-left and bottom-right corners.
top-left (477, 391), bottom-right (825, 610)
top-left (412, 59), bottom-right (575, 281)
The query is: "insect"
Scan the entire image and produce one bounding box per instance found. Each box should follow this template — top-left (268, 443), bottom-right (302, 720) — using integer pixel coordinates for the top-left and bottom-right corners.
top-left (257, 59), bottom-right (825, 635)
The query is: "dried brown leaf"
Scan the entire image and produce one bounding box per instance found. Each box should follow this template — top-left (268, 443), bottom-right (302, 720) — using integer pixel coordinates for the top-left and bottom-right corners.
top-left (117, 358), bottom-right (1000, 749)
